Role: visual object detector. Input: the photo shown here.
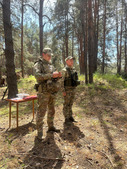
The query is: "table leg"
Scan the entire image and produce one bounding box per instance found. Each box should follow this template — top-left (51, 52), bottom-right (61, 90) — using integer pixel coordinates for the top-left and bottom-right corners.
top-left (9, 101), bottom-right (11, 128)
top-left (16, 102), bottom-right (19, 130)
top-left (32, 99), bottom-right (34, 119)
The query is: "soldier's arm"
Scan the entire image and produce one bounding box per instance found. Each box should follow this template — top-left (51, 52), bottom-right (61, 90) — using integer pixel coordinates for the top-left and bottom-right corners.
top-left (60, 68), bottom-right (66, 92)
top-left (34, 62), bottom-right (52, 82)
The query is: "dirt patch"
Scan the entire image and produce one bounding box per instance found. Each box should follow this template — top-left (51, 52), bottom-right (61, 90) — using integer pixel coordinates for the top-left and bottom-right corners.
top-left (0, 87), bottom-right (127, 169)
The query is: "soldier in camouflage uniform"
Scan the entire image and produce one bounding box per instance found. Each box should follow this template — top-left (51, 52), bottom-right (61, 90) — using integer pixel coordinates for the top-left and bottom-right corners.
top-left (34, 48), bottom-right (61, 140)
top-left (61, 56), bottom-right (80, 123)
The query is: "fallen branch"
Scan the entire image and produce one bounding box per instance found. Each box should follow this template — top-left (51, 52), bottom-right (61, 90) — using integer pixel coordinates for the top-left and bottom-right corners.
top-left (93, 148), bottom-right (114, 167)
top-left (86, 157), bottom-right (93, 165)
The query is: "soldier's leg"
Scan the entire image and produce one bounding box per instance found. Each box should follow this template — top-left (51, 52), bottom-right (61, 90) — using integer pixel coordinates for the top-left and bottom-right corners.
top-left (63, 90), bottom-right (71, 120)
top-left (47, 94), bottom-right (60, 132)
top-left (47, 94), bottom-right (55, 128)
top-left (36, 93), bottom-right (49, 139)
top-left (68, 90), bottom-right (75, 117)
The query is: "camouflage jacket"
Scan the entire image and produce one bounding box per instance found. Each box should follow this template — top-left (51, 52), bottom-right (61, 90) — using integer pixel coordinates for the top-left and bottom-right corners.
top-left (61, 66), bottom-right (77, 92)
top-left (34, 57), bottom-right (61, 93)
top-left (34, 57), bottom-right (56, 84)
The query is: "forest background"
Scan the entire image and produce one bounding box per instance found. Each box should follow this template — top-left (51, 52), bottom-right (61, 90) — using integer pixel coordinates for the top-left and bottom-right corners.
top-left (0, 1), bottom-right (127, 169)
top-left (0, 0), bottom-right (127, 97)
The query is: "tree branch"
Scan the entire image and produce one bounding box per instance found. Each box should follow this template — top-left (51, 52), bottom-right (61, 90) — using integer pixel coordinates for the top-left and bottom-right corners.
top-left (23, 4), bottom-right (52, 25)
top-left (0, 2), bottom-right (3, 7)
top-left (43, 15), bottom-right (52, 24)
top-left (23, 3), bottom-right (39, 15)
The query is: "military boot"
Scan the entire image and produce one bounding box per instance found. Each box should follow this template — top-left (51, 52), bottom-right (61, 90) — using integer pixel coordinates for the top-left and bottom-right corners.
top-left (47, 126), bottom-right (60, 133)
top-left (65, 118), bottom-right (71, 123)
top-left (69, 116), bottom-right (76, 122)
top-left (65, 117), bottom-right (76, 124)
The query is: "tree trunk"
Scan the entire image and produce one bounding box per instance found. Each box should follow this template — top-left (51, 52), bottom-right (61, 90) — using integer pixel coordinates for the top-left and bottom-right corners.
top-left (65, 15), bottom-right (68, 58)
top-left (93, 0), bottom-right (99, 73)
top-left (119, 15), bottom-right (123, 74)
top-left (116, 3), bottom-right (120, 74)
top-left (79, 0), bottom-right (86, 75)
top-left (123, 0), bottom-right (127, 73)
top-left (39, 0), bottom-right (44, 55)
top-left (102, 0), bottom-right (106, 74)
top-left (72, 30), bottom-right (74, 57)
top-left (3, 0), bottom-right (18, 98)
top-left (62, 40), bottom-right (66, 65)
top-left (85, 0), bottom-right (88, 84)
top-left (125, 23), bottom-right (127, 73)
top-left (119, 0), bottom-right (124, 74)
top-left (79, 36), bottom-right (85, 74)
top-left (21, 0), bottom-right (24, 78)
top-left (88, 0), bottom-right (94, 83)
top-left (65, 0), bottom-right (69, 58)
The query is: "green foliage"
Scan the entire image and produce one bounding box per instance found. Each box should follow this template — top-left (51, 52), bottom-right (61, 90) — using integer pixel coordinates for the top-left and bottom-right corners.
top-left (120, 72), bottom-right (127, 81)
top-left (78, 74), bottom-right (85, 81)
top-left (94, 73), bottom-right (127, 89)
top-left (15, 68), bottom-right (21, 73)
top-left (18, 75), bottom-right (36, 94)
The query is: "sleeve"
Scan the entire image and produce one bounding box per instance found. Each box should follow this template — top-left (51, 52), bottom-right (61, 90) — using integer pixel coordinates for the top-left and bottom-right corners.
top-left (60, 68), bottom-right (66, 92)
top-left (34, 62), bottom-right (52, 82)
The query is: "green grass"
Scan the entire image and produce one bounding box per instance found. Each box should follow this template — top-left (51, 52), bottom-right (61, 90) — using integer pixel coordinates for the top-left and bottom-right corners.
top-left (78, 73), bottom-right (127, 91)
top-left (79, 74), bottom-right (85, 81)
top-left (94, 73), bottom-right (127, 89)
top-left (19, 73), bottom-right (126, 95)
top-left (18, 75), bottom-right (36, 94)
top-left (0, 105), bottom-right (9, 116)
top-left (0, 73), bottom-right (126, 117)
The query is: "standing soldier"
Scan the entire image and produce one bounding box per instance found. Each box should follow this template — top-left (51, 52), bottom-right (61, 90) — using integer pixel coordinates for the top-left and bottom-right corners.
top-left (61, 56), bottom-right (80, 123)
top-left (34, 48), bottom-right (61, 140)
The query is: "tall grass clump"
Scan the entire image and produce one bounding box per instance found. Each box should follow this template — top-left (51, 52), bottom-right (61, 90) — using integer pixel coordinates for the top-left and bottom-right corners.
top-left (94, 73), bottom-right (127, 89)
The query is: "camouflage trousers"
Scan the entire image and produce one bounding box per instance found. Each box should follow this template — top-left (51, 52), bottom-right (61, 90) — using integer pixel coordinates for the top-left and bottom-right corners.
top-left (36, 92), bottom-right (56, 133)
top-left (63, 87), bottom-right (75, 119)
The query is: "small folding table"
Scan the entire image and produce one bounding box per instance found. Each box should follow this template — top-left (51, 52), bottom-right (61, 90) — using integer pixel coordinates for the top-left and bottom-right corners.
top-left (6, 95), bottom-right (37, 130)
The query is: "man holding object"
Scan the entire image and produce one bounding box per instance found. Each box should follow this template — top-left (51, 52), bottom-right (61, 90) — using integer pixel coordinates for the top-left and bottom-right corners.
top-left (34, 48), bottom-right (61, 140)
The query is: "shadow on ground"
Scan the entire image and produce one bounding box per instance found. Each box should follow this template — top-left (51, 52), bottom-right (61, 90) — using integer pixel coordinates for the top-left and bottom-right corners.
top-left (60, 122), bottom-right (85, 147)
top-left (88, 88), bottom-right (126, 168)
top-left (3, 122), bottom-right (36, 142)
top-left (23, 132), bottom-right (64, 169)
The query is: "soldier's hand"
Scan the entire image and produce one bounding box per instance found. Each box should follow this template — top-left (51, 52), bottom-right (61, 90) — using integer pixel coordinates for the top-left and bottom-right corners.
top-left (52, 72), bottom-right (59, 78)
top-left (63, 92), bottom-right (66, 96)
top-left (58, 72), bottom-right (62, 78)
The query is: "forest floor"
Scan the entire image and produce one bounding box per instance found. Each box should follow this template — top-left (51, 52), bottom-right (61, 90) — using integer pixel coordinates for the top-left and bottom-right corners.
top-left (0, 78), bottom-right (127, 169)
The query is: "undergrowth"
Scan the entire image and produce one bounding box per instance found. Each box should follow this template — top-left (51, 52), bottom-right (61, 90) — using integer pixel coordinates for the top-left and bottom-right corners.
top-left (0, 73), bottom-right (126, 117)
top-left (78, 73), bottom-right (127, 90)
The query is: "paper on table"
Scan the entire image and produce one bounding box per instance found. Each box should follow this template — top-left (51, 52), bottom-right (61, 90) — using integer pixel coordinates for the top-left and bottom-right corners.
top-left (11, 97), bottom-right (22, 100)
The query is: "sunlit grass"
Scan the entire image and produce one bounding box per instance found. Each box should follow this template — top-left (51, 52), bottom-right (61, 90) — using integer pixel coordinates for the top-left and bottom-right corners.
top-left (79, 74), bottom-right (85, 81)
top-left (94, 73), bottom-right (127, 89)
top-left (1, 73), bottom-right (126, 118)
top-left (18, 75), bottom-right (36, 94)
top-left (0, 105), bottom-right (9, 116)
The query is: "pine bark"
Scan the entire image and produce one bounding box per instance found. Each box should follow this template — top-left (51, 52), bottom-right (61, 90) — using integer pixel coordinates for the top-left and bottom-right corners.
top-left (125, 23), bottom-right (127, 73)
top-left (3, 0), bottom-right (18, 98)
top-left (21, 0), bottom-right (24, 77)
top-left (88, 0), bottom-right (94, 83)
top-left (102, 0), bottom-right (106, 74)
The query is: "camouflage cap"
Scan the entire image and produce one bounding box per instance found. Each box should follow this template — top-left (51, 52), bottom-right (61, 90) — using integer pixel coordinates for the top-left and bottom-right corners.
top-left (43, 48), bottom-right (53, 56)
top-left (65, 56), bottom-right (75, 62)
